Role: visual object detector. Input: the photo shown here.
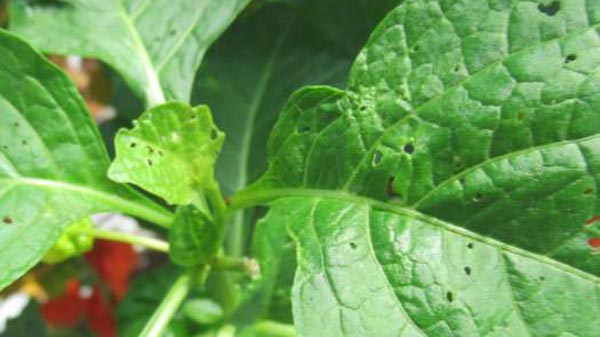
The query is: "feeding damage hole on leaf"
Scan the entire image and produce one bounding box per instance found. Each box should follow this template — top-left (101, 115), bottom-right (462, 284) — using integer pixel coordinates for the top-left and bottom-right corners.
top-left (464, 266), bottom-right (471, 276)
top-left (539, 276), bottom-right (545, 281)
top-left (210, 128), bottom-right (219, 140)
top-left (473, 192), bottom-right (483, 202)
top-left (3, 216), bottom-right (13, 224)
top-left (446, 291), bottom-right (454, 303)
top-left (403, 143), bottom-right (415, 154)
top-left (538, 1), bottom-right (560, 16)
top-left (129, 142), bottom-right (137, 148)
top-left (565, 54), bottom-right (577, 64)
top-left (296, 125), bottom-right (310, 133)
top-left (584, 188), bottom-right (594, 196)
top-left (467, 242), bottom-right (474, 249)
top-left (147, 159), bottom-right (153, 167)
top-left (349, 242), bottom-right (358, 250)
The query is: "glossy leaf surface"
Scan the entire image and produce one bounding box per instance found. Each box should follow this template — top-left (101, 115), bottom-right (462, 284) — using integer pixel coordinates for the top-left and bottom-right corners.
top-left (0, 30), bottom-right (169, 290)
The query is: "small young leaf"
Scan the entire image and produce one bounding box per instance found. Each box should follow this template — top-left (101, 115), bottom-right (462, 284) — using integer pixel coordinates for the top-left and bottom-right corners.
top-left (109, 102), bottom-right (224, 205)
top-left (183, 298), bottom-right (223, 325)
top-left (169, 205), bottom-right (221, 267)
top-left (10, 0), bottom-right (251, 105)
top-left (0, 30), bottom-right (170, 290)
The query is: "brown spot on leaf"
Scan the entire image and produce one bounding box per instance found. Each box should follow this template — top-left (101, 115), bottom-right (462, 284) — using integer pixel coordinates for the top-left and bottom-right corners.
top-left (3, 216), bottom-right (13, 224)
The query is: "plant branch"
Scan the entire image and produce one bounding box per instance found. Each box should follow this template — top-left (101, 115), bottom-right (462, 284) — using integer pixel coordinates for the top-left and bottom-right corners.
top-left (211, 256), bottom-right (260, 279)
top-left (140, 271), bottom-right (193, 337)
top-left (74, 228), bottom-right (169, 253)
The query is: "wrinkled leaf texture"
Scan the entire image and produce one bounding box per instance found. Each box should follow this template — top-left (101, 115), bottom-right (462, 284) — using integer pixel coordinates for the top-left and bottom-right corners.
top-left (238, 0), bottom-right (600, 336)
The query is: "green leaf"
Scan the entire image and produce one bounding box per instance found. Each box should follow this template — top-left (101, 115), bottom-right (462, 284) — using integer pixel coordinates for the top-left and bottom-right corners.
top-left (9, 0), bottom-right (250, 105)
top-left (194, 0), bottom-right (400, 197)
top-left (169, 205), bottom-right (221, 267)
top-left (108, 102), bottom-right (224, 205)
top-left (0, 30), bottom-right (171, 290)
top-left (182, 298), bottom-right (224, 325)
top-left (235, 0), bottom-right (600, 335)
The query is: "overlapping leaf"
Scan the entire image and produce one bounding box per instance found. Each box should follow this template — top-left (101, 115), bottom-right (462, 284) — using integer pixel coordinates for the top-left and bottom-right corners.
top-left (0, 30), bottom-right (170, 290)
top-left (10, 0), bottom-right (250, 105)
top-left (236, 0), bottom-right (600, 335)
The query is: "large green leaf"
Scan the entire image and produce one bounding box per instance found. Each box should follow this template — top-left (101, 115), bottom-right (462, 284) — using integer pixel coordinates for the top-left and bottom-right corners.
top-left (235, 0), bottom-right (600, 335)
top-left (108, 102), bottom-right (224, 205)
top-left (9, 0), bottom-right (250, 105)
top-left (0, 30), bottom-right (171, 290)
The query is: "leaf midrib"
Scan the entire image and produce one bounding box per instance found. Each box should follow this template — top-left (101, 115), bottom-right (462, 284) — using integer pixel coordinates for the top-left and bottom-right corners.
top-left (0, 177), bottom-right (174, 226)
top-left (233, 187), bottom-right (599, 284)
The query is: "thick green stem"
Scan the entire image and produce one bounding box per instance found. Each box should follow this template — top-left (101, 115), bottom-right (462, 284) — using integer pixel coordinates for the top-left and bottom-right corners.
top-left (139, 271), bottom-right (193, 337)
top-left (212, 256), bottom-right (260, 278)
top-left (75, 228), bottom-right (169, 253)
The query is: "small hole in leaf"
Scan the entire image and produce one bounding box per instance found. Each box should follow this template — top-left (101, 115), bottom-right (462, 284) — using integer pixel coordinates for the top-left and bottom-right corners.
top-left (588, 237), bottom-right (600, 249)
top-left (2, 145), bottom-right (7, 150)
top-left (2, 216), bottom-right (12, 224)
top-left (454, 65), bottom-right (460, 72)
top-left (403, 143), bottom-right (415, 154)
top-left (386, 176), bottom-right (398, 199)
top-left (565, 54), bottom-right (577, 63)
top-left (147, 159), bottom-right (153, 166)
top-left (458, 177), bottom-right (466, 185)
top-left (158, 150), bottom-right (164, 157)
top-left (147, 146), bottom-right (154, 154)
top-left (21, 140), bottom-right (27, 145)
top-left (539, 276), bottom-right (545, 281)
top-left (413, 45), bottom-right (420, 52)
top-left (467, 242), bottom-right (474, 249)
top-left (464, 266), bottom-right (471, 276)
top-left (129, 142), bottom-right (137, 148)
top-left (359, 105), bottom-right (367, 111)
top-left (13, 122), bottom-right (19, 127)
top-left (372, 151), bottom-right (383, 166)
top-left (190, 114), bottom-right (197, 120)
top-left (349, 242), bottom-right (358, 250)
top-left (584, 188), bottom-right (594, 196)
top-left (538, 1), bottom-right (560, 16)
top-left (210, 128), bottom-right (219, 140)
top-left (446, 291), bottom-right (454, 303)
top-left (473, 192), bottom-right (483, 202)
top-left (169, 29), bottom-right (177, 36)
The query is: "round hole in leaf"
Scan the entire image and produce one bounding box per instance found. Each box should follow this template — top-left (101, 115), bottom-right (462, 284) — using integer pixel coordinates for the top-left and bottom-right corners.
top-left (349, 242), bottom-right (357, 250)
top-left (473, 192), bottom-right (483, 202)
top-left (539, 276), bottom-right (546, 281)
top-left (403, 143), bottom-right (415, 154)
top-left (210, 128), bottom-right (219, 140)
top-left (147, 159), bottom-right (153, 167)
top-left (565, 54), bottom-right (577, 63)
top-left (359, 105), bottom-right (367, 111)
top-left (446, 291), bottom-right (454, 303)
top-left (297, 125), bottom-right (310, 133)
top-left (464, 266), bottom-right (471, 276)
top-left (129, 142), bottom-right (137, 148)
top-left (584, 188), bottom-right (594, 196)
top-left (537, 1), bottom-right (560, 16)
top-left (467, 242), bottom-right (474, 249)
top-left (21, 140), bottom-right (27, 145)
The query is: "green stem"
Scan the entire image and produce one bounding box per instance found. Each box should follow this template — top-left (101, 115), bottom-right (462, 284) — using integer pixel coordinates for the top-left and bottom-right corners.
top-left (206, 186), bottom-right (227, 225)
top-left (139, 271), bottom-right (193, 337)
top-left (212, 256), bottom-right (260, 278)
top-left (75, 228), bottom-right (169, 253)
top-left (253, 321), bottom-right (296, 337)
